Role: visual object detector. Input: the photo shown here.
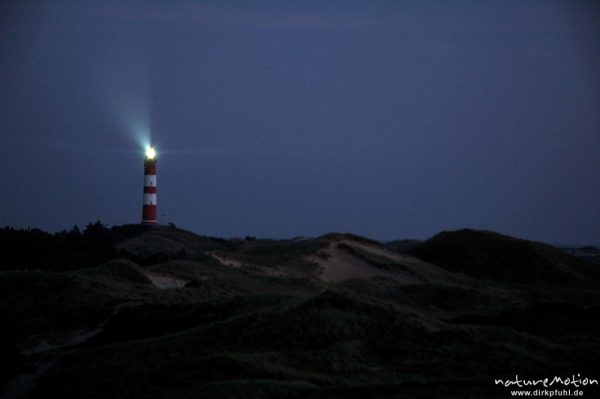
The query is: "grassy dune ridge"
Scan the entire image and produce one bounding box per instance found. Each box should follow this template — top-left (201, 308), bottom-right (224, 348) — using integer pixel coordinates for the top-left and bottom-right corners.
top-left (1, 225), bottom-right (599, 398)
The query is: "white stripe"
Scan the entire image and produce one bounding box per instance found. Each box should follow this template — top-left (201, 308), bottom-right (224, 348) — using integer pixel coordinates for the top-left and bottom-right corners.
top-left (144, 175), bottom-right (156, 186)
top-left (143, 194), bottom-right (157, 205)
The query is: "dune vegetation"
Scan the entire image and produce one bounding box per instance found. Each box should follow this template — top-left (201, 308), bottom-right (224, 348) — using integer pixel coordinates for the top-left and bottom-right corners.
top-left (1, 224), bottom-right (599, 398)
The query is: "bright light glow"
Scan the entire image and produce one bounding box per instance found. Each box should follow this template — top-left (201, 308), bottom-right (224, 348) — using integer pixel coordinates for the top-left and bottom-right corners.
top-left (145, 146), bottom-right (156, 159)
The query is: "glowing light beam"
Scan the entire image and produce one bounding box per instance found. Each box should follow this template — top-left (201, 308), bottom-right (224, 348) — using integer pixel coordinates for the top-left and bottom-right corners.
top-left (145, 146), bottom-right (156, 159)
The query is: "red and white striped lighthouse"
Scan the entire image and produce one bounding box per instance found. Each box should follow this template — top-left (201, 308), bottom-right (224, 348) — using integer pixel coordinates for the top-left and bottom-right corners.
top-left (142, 146), bottom-right (157, 224)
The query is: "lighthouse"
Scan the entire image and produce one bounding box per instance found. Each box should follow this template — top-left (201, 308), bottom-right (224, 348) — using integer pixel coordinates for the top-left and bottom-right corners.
top-left (142, 146), bottom-right (157, 224)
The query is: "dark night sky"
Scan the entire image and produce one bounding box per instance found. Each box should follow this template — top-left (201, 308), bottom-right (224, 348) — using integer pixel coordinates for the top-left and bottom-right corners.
top-left (1, 1), bottom-right (599, 243)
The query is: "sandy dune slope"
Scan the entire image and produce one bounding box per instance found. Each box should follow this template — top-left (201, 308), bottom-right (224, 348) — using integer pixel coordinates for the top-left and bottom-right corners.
top-left (309, 236), bottom-right (441, 283)
top-left (141, 270), bottom-right (189, 289)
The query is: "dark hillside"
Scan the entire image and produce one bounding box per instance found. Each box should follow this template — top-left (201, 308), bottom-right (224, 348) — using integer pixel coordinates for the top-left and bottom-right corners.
top-left (0, 223), bottom-right (118, 272)
top-left (1, 225), bottom-right (600, 398)
top-left (112, 224), bottom-right (231, 257)
top-left (0, 223), bottom-right (229, 272)
top-left (408, 229), bottom-right (600, 286)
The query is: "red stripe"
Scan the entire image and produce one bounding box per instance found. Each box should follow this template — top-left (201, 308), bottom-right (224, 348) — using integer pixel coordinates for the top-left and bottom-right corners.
top-left (144, 159), bottom-right (157, 174)
top-left (142, 205), bottom-right (157, 222)
top-left (144, 186), bottom-right (157, 193)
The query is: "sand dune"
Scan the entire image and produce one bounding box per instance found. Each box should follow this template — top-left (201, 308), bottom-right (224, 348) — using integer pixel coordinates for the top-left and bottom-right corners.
top-left (309, 237), bottom-right (430, 283)
top-left (141, 270), bottom-right (189, 289)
